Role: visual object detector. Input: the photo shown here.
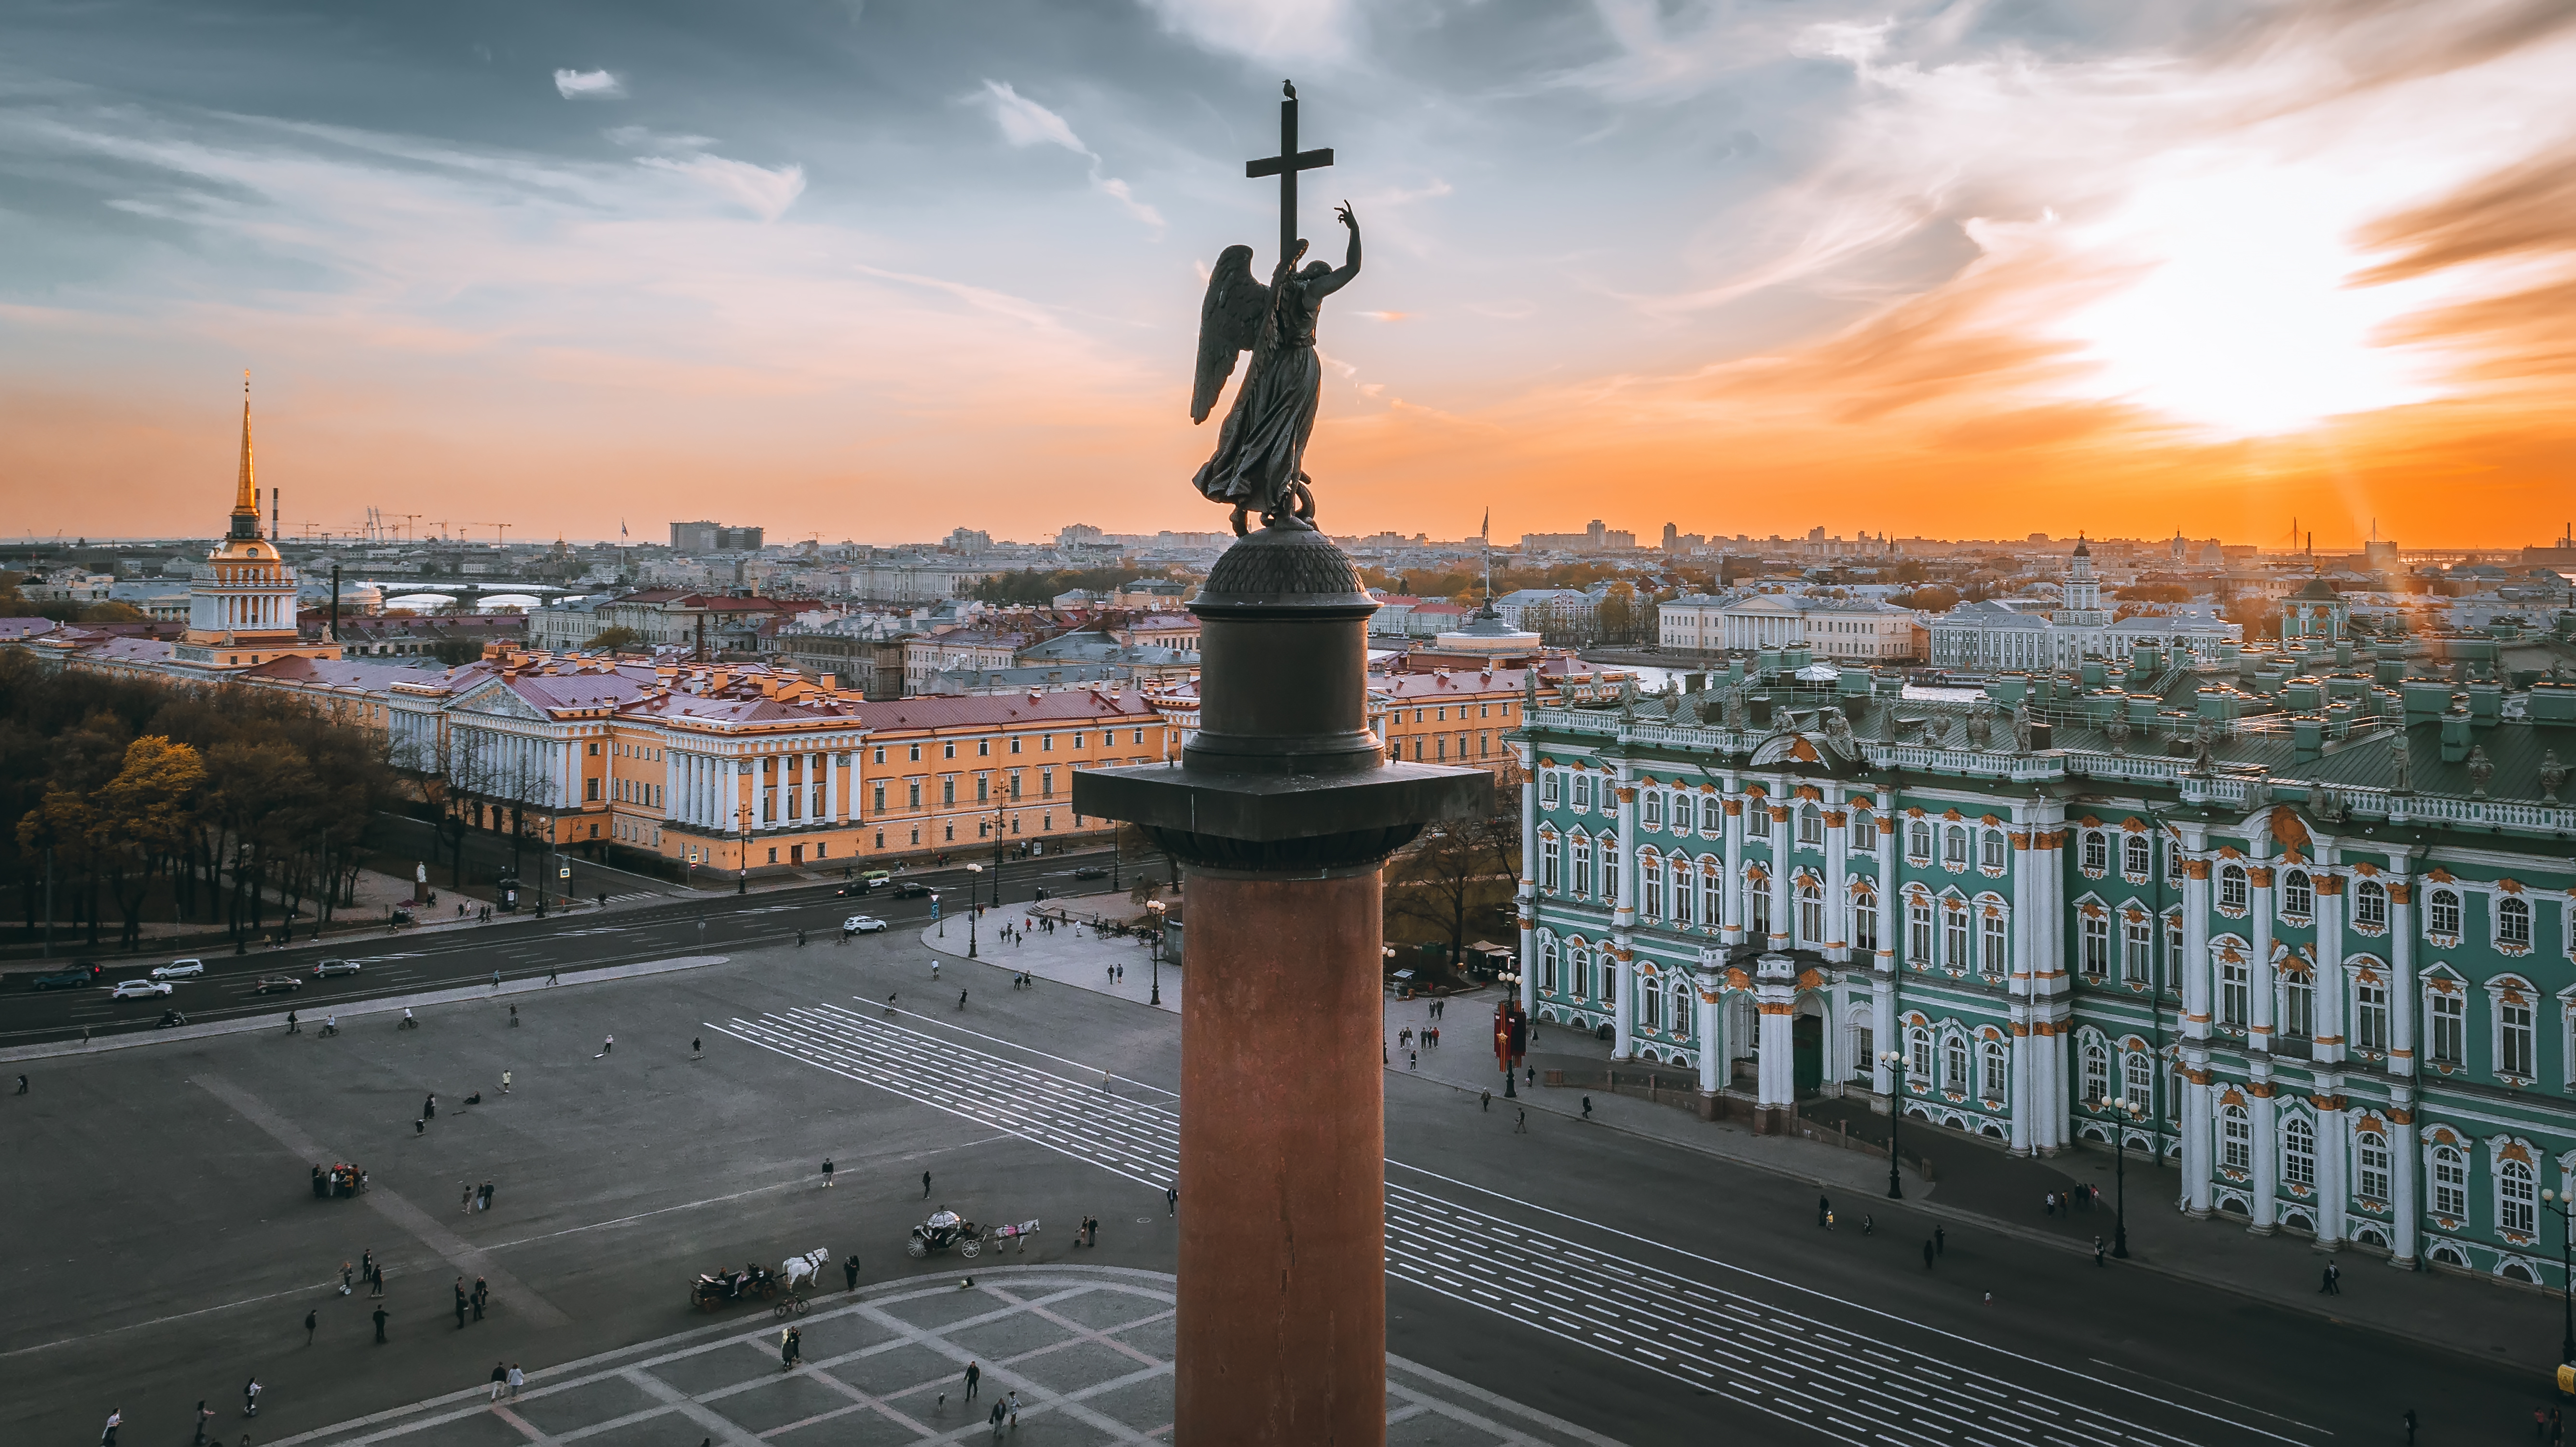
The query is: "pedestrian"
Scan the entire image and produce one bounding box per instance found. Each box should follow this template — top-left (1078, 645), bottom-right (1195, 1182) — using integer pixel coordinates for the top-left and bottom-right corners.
top-left (1006, 1389), bottom-right (1020, 1428)
top-left (2043, 1190), bottom-right (2055, 1216)
top-left (989, 1400), bottom-right (1006, 1439)
top-left (1817, 1195), bottom-right (1830, 1227)
top-left (780, 1326), bottom-right (802, 1371)
top-left (340, 1260), bottom-right (355, 1296)
top-left (463, 1183), bottom-right (476, 1214)
top-left (2404, 1407), bottom-right (2416, 1443)
top-left (844, 1254), bottom-right (861, 1291)
top-left (1408, 1050), bottom-right (1417, 1070)
top-left (507, 1364), bottom-right (525, 1399)
top-left (822, 1158), bottom-right (835, 1189)
top-left (372, 1306), bottom-right (388, 1343)
top-left (797, 929), bottom-right (806, 947)
top-left (924, 1171), bottom-right (934, 1200)
top-left (424, 1093), bottom-right (437, 1122)
top-left (958, 988), bottom-right (968, 1010)
top-left (596, 1035), bottom-right (613, 1057)
top-left (2093, 1235), bottom-right (2105, 1267)
top-left (101, 1407), bottom-right (121, 1447)
top-left (1580, 1094), bottom-right (1592, 1119)
top-left (480, 1182), bottom-right (495, 1212)
top-left (305, 1309), bottom-right (318, 1345)
top-left (454, 1278), bottom-right (469, 1328)
top-left (546, 968), bottom-right (559, 985)
top-left (1923, 1238), bottom-right (1935, 1268)
top-left (492, 970), bottom-right (501, 989)
top-left (508, 1004), bottom-right (518, 1027)
top-left (501, 1070), bottom-right (511, 1094)
top-left (286, 1010), bottom-right (299, 1034)
top-left (1935, 1225), bottom-right (1946, 1255)
top-left (473, 1276), bottom-right (489, 1319)
top-left (13, 1073), bottom-right (25, 1094)
top-left (964, 1360), bottom-right (982, 1401)
top-left (1515, 1108), bottom-right (1528, 1133)
top-left (1167, 1185), bottom-right (1178, 1216)
top-left (1481, 1089), bottom-right (1491, 1112)
top-left (489, 1362), bottom-right (509, 1402)
top-left (243, 1376), bottom-right (261, 1418)
top-left (194, 1402), bottom-right (215, 1444)
top-left (1863, 1215), bottom-right (1873, 1236)
top-left (2322, 1260), bottom-right (2341, 1295)
top-left (692, 1037), bottom-right (703, 1059)
top-left (1825, 1209), bottom-right (1835, 1230)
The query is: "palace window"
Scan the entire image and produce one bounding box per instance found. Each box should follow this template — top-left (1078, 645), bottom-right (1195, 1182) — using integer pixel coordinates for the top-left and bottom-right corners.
top-left (2499, 896), bottom-right (2533, 950)
top-left (1540, 836), bottom-right (1561, 892)
top-left (1943, 908), bottom-right (1970, 970)
top-left (1571, 837), bottom-right (1594, 897)
top-left (1572, 775), bottom-right (1593, 811)
top-left (1539, 937), bottom-right (1559, 993)
top-left (2122, 915), bottom-right (2152, 983)
top-left (1908, 898), bottom-right (1933, 964)
top-left (2220, 1106), bottom-right (2251, 1171)
top-left (2080, 1040), bottom-right (2108, 1103)
top-left (2357, 1136), bottom-right (2391, 1204)
top-left (2283, 1117), bottom-right (2315, 1188)
top-left (1700, 868), bottom-right (1723, 928)
top-left (2081, 915), bottom-right (2109, 978)
top-left (2355, 880), bottom-right (2387, 930)
top-left (1980, 911), bottom-right (2007, 975)
top-left (2427, 887), bottom-right (2461, 938)
top-left (2501, 997), bottom-right (2535, 1078)
top-left (1640, 983), bottom-right (1660, 1029)
top-left (1797, 882), bottom-right (1824, 945)
top-left (1798, 803), bottom-right (1823, 846)
top-left (2123, 833), bottom-right (2151, 879)
top-left (1944, 1035), bottom-right (1970, 1092)
top-left (2281, 870), bottom-right (2313, 921)
top-left (1541, 772), bottom-right (1560, 807)
top-left (2219, 959), bottom-right (2250, 1026)
top-left (1908, 1026), bottom-right (1932, 1081)
top-left (1642, 861), bottom-right (1666, 921)
top-left (2165, 912), bottom-right (2185, 981)
top-left (2122, 1051), bottom-right (2153, 1110)
top-left (1747, 886), bottom-right (1771, 938)
top-left (2429, 991), bottom-right (2465, 1065)
top-left (2431, 1145), bottom-right (2468, 1217)
top-left (1854, 892), bottom-right (1879, 953)
top-left (1850, 804), bottom-right (1873, 838)
top-left (2502, 1158), bottom-right (2539, 1236)
top-left (1943, 826), bottom-right (1968, 869)
top-left (2356, 979), bottom-right (2389, 1051)
top-left (1979, 1040), bottom-right (2007, 1100)
top-left (1700, 796), bottom-right (1723, 833)
top-left (1642, 792), bottom-right (1662, 828)
top-left (2219, 864), bottom-right (2248, 913)
top-left (2283, 971), bottom-right (2314, 1038)
top-left (1981, 830), bottom-right (2006, 871)
top-left (1668, 860), bottom-right (1692, 926)
top-left (2082, 831), bottom-right (2108, 875)
top-left (1907, 819), bottom-right (1932, 861)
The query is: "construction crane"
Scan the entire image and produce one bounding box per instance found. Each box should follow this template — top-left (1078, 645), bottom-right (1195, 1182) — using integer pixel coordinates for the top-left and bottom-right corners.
top-left (394, 513), bottom-right (424, 544)
top-left (468, 522), bottom-right (513, 546)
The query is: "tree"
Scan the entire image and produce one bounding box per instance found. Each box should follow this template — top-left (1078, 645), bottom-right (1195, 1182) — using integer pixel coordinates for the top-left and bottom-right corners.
top-left (430, 637), bottom-right (483, 667)
top-left (583, 626), bottom-right (643, 653)
top-left (91, 735), bottom-right (205, 950)
top-left (1383, 815), bottom-right (1519, 982)
top-left (78, 601), bottom-right (150, 623)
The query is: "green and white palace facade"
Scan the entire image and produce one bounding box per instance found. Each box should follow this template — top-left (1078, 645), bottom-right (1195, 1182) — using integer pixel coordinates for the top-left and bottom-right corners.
top-left (1510, 629), bottom-right (2576, 1286)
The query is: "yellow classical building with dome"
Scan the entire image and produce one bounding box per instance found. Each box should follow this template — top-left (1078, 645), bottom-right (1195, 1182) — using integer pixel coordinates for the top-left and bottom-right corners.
top-left (172, 381), bottom-right (342, 671)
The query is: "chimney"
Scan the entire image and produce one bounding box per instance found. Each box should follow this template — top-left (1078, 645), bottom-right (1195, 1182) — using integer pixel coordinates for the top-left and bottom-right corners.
top-left (271, 487), bottom-right (279, 541)
top-left (329, 563), bottom-right (341, 643)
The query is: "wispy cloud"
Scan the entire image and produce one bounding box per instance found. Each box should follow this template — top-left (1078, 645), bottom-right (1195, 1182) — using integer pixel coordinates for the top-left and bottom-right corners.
top-left (552, 69), bottom-right (624, 100)
top-left (974, 80), bottom-right (1163, 233)
top-left (1136, 0), bottom-right (1359, 67)
top-left (634, 153), bottom-right (805, 221)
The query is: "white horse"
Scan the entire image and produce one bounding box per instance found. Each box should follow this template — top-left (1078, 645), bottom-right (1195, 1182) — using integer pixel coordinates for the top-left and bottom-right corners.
top-left (779, 1247), bottom-right (832, 1291)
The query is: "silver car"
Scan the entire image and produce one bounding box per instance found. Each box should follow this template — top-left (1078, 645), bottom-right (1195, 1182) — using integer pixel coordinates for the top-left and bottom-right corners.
top-left (151, 958), bottom-right (206, 981)
top-left (111, 979), bottom-right (175, 1000)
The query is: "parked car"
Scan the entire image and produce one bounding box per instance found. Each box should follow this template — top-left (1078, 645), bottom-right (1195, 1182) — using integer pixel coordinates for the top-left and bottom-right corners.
top-left (31, 965), bottom-right (102, 991)
top-left (111, 979), bottom-right (175, 1000)
top-left (841, 915), bottom-right (889, 934)
top-left (251, 975), bottom-right (302, 995)
top-left (1072, 866), bottom-right (1108, 881)
top-left (312, 959), bottom-right (362, 978)
top-left (151, 958), bottom-right (207, 981)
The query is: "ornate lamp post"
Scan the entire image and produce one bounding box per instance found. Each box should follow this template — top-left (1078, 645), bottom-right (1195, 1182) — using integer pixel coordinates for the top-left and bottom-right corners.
top-left (1147, 898), bottom-right (1167, 1006)
top-left (1879, 1049), bottom-right (1907, 1199)
top-left (2541, 1188), bottom-right (2576, 1365)
top-left (2106, 1094), bottom-right (2146, 1259)
top-left (736, 804), bottom-right (750, 895)
top-left (965, 864), bottom-right (983, 960)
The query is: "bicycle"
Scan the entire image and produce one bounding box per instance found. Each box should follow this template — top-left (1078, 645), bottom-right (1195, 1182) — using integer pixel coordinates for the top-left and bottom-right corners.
top-left (398, 1013), bottom-right (420, 1031)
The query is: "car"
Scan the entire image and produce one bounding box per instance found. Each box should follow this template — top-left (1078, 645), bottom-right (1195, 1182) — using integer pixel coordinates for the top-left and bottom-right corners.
top-left (312, 959), bottom-right (362, 978)
top-left (251, 975), bottom-right (302, 995)
top-left (861, 869), bottom-right (894, 885)
top-left (841, 915), bottom-right (889, 934)
top-left (111, 979), bottom-right (175, 1000)
top-left (834, 881), bottom-right (872, 898)
top-left (151, 958), bottom-right (207, 981)
top-left (894, 881), bottom-right (934, 899)
top-left (1071, 866), bottom-right (1108, 881)
top-left (31, 965), bottom-right (102, 991)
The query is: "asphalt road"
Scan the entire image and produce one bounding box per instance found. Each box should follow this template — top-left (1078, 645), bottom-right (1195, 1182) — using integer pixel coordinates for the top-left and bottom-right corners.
top-left (0, 846), bottom-right (1131, 1047)
top-left (0, 900), bottom-right (2540, 1447)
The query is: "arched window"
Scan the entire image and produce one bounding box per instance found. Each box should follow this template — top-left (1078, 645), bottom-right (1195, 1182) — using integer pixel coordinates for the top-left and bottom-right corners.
top-left (1570, 835), bottom-right (1593, 897)
top-left (1853, 890), bottom-right (1879, 953)
top-left (1539, 936), bottom-right (1560, 993)
top-left (2501, 993), bottom-right (2535, 1077)
top-left (1700, 795), bottom-right (1722, 833)
top-left (2355, 976), bottom-right (2390, 1050)
top-left (2428, 989), bottom-right (2464, 1064)
top-left (1907, 1025), bottom-right (1932, 1081)
top-left (2499, 896), bottom-right (2532, 948)
top-left (2220, 1106), bottom-right (2251, 1171)
top-left (1798, 803), bottom-right (1823, 846)
top-left (1569, 947), bottom-right (1593, 1000)
top-left (1671, 982), bottom-right (1693, 1037)
top-left (2281, 870), bottom-right (2313, 919)
top-left (2355, 880), bottom-right (2387, 930)
top-left (2501, 1157), bottom-right (2538, 1235)
top-left (2122, 914), bottom-right (2152, 982)
top-left (2430, 1144), bottom-right (2468, 1216)
top-left (1980, 909), bottom-right (2008, 975)
top-left (2283, 966), bottom-right (2314, 1037)
top-left (2356, 1134), bottom-right (2392, 1203)
top-left (1640, 791), bottom-right (1662, 828)
top-left (1699, 864), bottom-right (1723, 929)
top-left (2080, 1039), bottom-right (2108, 1103)
top-left (2219, 958), bottom-right (2250, 1025)
top-left (1907, 819), bottom-right (1932, 860)
top-left (2123, 833), bottom-right (2150, 878)
top-left (1640, 982), bottom-right (1661, 1029)
top-left (1669, 859), bottom-right (1693, 926)
top-left (1541, 771), bottom-right (1560, 807)
top-left (2122, 1050), bottom-right (2153, 1108)
top-left (1850, 804), bottom-right (1873, 838)
top-left (1797, 881), bottom-right (1824, 944)
top-left (1640, 852), bottom-right (1665, 920)
top-left (1979, 1040), bottom-right (2007, 1099)
top-left (1571, 774), bottom-right (1592, 811)
top-left (2081, 914), bottom-right (2109, 978)
top-left (1981, 830), bottom-right (2006, 871)
top-left (2082, 831), bottom-right (2108, 874)
top-left (2219, 864), bottom-right (2248, 912)
top-left (1539, 835), bottom-right (1561, 892)
top-left (2427, 887), bottom-right (2461, 937)
top-left (1908, 895), bottom-right (1934, 963)
top-left (2282, 1117), bottom-right (2315, 1187)
top-left (1944, 1034), bottom-right (1970, 1092)
top-left (1943, 826), bottom-right (1968, 868)
top-left (1747, 882), bottom-right (1771, 937)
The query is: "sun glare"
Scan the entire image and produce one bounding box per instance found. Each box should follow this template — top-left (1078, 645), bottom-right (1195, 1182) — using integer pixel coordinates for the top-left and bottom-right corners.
top-left (2051, 156), bottom-right (2442, 437)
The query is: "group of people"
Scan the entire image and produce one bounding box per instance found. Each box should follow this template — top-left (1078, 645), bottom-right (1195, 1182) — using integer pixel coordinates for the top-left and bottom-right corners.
top-left (460, 1180), bottom-right (497, 1213)
top-left (699, 1262), bottom-right (775, 1299)
top-left (453, 1275), bottom-right (493, 1326)
top-left (308, 1162), bottom-right (367, 1199)
top-left (2042, 1187), bottom-right (2100, 1215)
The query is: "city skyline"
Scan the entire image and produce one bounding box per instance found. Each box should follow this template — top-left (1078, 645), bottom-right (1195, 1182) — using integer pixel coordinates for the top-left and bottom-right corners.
top-left (4, 2), bottom-right (2572, 546)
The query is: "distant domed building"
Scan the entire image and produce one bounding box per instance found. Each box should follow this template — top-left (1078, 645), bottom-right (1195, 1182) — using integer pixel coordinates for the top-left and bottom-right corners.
top-left (171, 380), bottom-right (342, 671)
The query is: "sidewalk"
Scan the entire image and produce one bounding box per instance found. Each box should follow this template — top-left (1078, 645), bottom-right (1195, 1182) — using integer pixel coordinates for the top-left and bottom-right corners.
top-left (917, 891), bottom-right (1177, 1014)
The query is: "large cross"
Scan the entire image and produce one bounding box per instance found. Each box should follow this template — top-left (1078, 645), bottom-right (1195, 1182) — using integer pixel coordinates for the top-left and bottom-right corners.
top-left (1244, 80), bottom-right (1333, 272)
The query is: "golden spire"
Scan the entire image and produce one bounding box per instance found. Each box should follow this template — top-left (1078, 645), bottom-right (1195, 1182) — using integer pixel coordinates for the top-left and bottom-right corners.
top-left (231, 371), bottom-right (261, 540)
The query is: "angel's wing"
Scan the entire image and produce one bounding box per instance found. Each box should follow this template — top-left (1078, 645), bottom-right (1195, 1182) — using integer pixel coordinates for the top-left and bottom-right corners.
top-left (1191, 244), bottom-right (1268, 423)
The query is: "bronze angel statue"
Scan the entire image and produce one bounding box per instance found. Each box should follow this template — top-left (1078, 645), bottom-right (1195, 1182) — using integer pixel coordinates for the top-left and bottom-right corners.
top-left (1190, 202), bottom-right (1361, 534)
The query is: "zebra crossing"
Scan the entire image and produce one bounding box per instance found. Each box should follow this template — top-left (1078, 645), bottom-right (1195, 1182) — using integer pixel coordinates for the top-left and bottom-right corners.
top-left (709, 1003), bottom-right (2296, 1447)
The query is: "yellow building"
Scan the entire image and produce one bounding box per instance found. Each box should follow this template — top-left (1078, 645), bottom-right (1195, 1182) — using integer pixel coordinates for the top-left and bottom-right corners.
top-left (172, 381), bottom-right (342, 671)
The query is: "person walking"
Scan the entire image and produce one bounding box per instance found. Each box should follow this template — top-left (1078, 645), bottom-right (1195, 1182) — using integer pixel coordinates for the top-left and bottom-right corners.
top-left (779, 1326), bottom-right (802, 1372)
top-left (242, 1377), bottom-right (261, 1419)
top-left (963, 1360), bottom-right (981, 1401)
top-left (489, 1362), bottom-right (509, 1401)
top-left (2093, 1235), bottom-right (2106, 1267)
top-left (454, 1278), bottom-right (469, 1329)
top-left (1935, 1225), bottom-right (1946, 1255)
top-left (1481, 1089), bottom-right (1491, 1112)
top-left (596, 1035), bottom-right (613, 1058)
top-left (1166, 1185), bottom-right (1178, 1216)
top-left (1923, 1238), bottom-right (1936, 1268)
top-left (924, 1170), bottom-right (934, 1200)
top-left (424, 1093), bottom-right (437, 1122)
top-left (1818, 1195), bottom-right (1832, 1227)
top-left (491, 970), bottom-right (501, 989)
top-left (501, 1071), bottom-right (511, 1095)
top-left (958, 988), bottom-right (968, 1010)
top-left (843, 1254), bottom-right (861, 1291)
top-left (988, 1400), bottom-right (1006, 1440)
top-left (1581, 1094), bottom-right (1593, 1120)
top-left (506, 1364), bottom-right (525, 1399)
top-left (304, 1310), bottom-right (317, 1345)
top-left (339, 1260), bottom-right (354, 1296)
top-left (101, 1407), bottom-right (121, 1447)
top-left (2403, 1407), bottom-right (2416, 1443)
top-left (14, 1073), bottom-right (26, 1094)
top-left (821, 1158), bottom-right (835, 1189)
top-left (463, 1183), bottom-right (476, 1214)
top-left (546, 968), bottom-right (559, 985)
top-left (691, 1037), bottom-right (703, 1059)
top-left (1515, 1108), bottom-right (1528, 1133)
top-left (1006, 1390), bottom-right (1020, 1428)
top-left (286, 1010), bottom-right (299, 1034)
top-left (193, 1402), bottom-right (215, 1444)
top-left (372, 1305), bottom-right (389, 1343)
top-left (472, 1277), bottom-right (489, 1319)
top-left (2321, 1260), bottom-right (2342, 1295)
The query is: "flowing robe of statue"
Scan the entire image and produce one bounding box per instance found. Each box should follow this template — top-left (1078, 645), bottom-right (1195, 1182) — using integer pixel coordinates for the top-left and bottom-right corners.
top-left (1189, 209), bottom-right (1361, 531)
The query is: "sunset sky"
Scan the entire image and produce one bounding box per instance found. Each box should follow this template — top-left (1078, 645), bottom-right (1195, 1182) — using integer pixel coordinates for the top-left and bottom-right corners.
top-left (2, 0), bottom-right (2572, 548)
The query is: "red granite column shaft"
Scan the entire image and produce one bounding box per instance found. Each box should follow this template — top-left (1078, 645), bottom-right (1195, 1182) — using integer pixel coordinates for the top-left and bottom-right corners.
top-left (1174, 868), bottom-right (1385, 1446)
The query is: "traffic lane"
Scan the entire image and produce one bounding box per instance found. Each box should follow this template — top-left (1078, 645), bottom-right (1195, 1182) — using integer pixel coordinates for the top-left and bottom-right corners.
top-left (0, 862), bottom-right (1114, 1042)
top-left (1383, 1071), bottom-right (2527, 1445)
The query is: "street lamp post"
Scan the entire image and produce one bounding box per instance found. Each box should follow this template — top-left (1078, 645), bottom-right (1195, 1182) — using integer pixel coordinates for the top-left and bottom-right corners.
top-left (1147, 899), bottom-right (1167, 1006)
top-left (737, 805), bottom-right (750, 895)
top-left (2542, 1189), bottom-right (2576, 1365)
top-left (966, 864), bottom-right (983, 960)
top-left (1878, 1050), bottom-right (1906, 1199)
top-left (2105, 1094), bottom-right (2145, 1259)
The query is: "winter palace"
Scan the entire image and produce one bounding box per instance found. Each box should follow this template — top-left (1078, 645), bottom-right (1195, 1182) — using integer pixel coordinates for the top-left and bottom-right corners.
top-left (1511, 611), bottom-right (2576, 1287)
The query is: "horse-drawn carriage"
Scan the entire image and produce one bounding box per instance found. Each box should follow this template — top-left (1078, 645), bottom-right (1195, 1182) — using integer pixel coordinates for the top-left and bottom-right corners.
top-left (906, 1209), bottom-right (1038, 1259)
top-left (689, 1248), bottom-right (830, 1316)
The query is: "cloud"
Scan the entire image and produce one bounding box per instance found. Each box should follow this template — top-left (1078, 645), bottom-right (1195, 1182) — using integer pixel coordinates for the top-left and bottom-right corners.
top-left (974, 80), bottom-right (1163, 232)
top-left (552, 69), bottom-right (624, 100)
top-left (1136, 0), bottom-right (1357, 66)
top-left (635, 153), bottom-right (806, 221)
top-left (605, 125), bottom-right (715, 150)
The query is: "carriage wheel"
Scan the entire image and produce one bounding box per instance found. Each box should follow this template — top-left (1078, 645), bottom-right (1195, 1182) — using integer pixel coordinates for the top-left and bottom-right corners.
top-left (905, 1239), bottom-right (927, 1259)
top-left (760, 1281), bottom-right (779, 1299)
top-left (960, 1238), bottom-right (982, 1259)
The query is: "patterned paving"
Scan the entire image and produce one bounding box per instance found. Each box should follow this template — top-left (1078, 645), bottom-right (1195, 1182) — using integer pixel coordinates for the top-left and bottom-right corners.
top-left (269, 1267), bottom-right (1618, 1447)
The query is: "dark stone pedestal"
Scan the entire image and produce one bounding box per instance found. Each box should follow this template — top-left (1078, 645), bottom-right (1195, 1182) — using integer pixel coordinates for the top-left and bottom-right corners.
top-left (1076, 524), bottom-right (1487, 1447)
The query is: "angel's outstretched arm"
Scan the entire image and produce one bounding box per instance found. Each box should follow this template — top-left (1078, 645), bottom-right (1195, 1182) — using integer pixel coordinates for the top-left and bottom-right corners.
top-left (1312, 203), bottom-right (1362, 297)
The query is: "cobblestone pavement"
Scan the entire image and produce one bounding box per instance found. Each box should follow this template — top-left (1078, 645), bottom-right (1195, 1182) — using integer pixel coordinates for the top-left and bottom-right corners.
top-left (266, 1267), bottom-right (1618, 1447)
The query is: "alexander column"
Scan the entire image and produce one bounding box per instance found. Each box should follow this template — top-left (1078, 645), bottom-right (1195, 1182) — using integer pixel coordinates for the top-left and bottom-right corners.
top-left (1075, 83), bottom-right (1489, 1445)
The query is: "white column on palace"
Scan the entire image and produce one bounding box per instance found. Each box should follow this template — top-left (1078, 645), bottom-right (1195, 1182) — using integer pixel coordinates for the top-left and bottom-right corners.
top-left (1721, 788), bottom-right (1746, 943)
top-left (2180, 830), bottom-right (2216, 1216)
top-left (1517, 750), bottom-right (1538, 1018)
top-left (1765, 795), bottom-right (1791, 951)
top-left (2387, 860), bottom-right (2421, 1267)
top-left (1612, 776), bottom-right (1639, 1059)
top-left (2314, 858), bottom-right (2349, 1249)
top-left (1873, 805), bottom-right (1898, 1100)
top-left (1694, 955), bottom-right (1724, 1096)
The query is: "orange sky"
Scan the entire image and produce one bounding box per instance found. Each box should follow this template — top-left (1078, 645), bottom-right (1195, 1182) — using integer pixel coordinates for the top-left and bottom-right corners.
top-left (3, 1), bottom-right (2572, 549)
